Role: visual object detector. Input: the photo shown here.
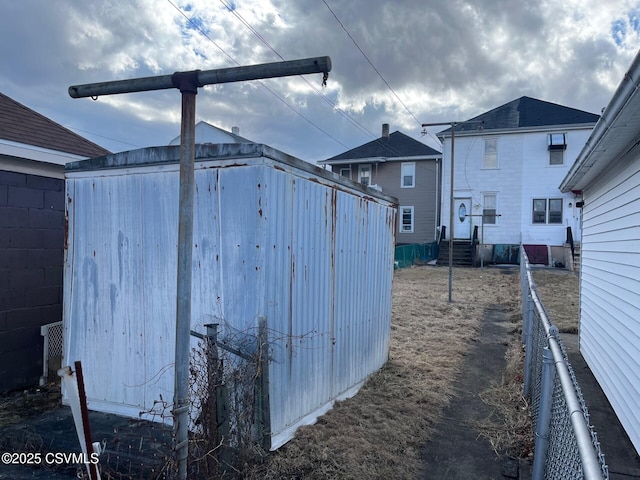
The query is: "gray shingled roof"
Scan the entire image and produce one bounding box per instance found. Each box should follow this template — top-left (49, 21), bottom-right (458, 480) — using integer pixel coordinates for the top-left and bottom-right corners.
top-left (323, 131), bottom-right (441, 162)
top-left (0, 92), bottom-right (111, 158)
top-left (440, 96), bottom-right (600, 134)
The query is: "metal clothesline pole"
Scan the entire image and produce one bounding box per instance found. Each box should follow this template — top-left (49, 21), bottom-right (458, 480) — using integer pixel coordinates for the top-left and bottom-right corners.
top-left (68, 56), bottom-right (331, 480)
top-left (422, 119), bottom-right (483, 303)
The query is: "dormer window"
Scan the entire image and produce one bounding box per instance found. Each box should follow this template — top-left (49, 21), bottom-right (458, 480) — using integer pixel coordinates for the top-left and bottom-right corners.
top-left (548, 133), bottom-right (566, 165)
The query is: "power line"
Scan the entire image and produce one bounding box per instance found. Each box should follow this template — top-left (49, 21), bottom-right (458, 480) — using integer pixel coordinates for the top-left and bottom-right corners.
top-left (321, 0), bottom-right (419, 126)
top-left (216, 0), bottom-right (438, 159)
top-left (217, 0), bottom-right (376, 141)
top-left (167, 0), bottom-right (349, 149)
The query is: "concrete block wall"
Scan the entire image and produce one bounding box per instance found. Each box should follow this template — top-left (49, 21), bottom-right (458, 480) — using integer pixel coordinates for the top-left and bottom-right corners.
top-left (0, 170), bottom-right (64, 392)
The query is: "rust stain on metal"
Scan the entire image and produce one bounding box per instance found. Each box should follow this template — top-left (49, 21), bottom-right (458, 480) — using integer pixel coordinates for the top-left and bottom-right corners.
top-left (64, 213), bottom-right (69, 250)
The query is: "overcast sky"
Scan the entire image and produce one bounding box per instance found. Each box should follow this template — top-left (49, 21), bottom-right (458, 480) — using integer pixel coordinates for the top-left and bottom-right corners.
top-left (2, 0), bottom-right (640, 162)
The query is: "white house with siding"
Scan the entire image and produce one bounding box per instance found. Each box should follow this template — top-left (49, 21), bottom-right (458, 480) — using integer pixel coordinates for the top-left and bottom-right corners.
top-left (560, 51), bottom-right (640, 455)
top-left (437, 97), bottom-right (599, 265)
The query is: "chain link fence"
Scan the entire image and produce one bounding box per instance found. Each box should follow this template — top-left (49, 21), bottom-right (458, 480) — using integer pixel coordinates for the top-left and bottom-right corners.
top-left (520, 247), bottom-right (609, 480)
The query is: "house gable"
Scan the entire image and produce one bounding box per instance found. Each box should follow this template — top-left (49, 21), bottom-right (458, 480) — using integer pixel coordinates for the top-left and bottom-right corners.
top-left (169, 120), bottom-right (252, 145)
top-left (0, 92), bottom-right (111, 159)
top-left (322, 131), bottom-right (440, 163)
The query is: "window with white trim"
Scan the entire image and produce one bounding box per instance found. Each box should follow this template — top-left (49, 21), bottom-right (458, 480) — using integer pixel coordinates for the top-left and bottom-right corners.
top-left (548, 133), bottom-right (566, 165)
top-left (339, 167), bottom-right (351, 178)
top-left (358, 164), bottom-right (371, 185)
top-left (533, 198), bottom-right (563, 224)
top-left (482, 193), bottom-right (497, 225)
top-left (400, 206), bottom-right (414, 233)
top-left (401, 162), bottom-right (415, 188)
top-left (483, 138), bottom-right (498, 168)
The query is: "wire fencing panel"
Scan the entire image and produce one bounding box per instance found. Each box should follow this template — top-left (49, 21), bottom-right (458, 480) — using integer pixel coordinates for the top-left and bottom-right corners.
top-left (394, 242), bottom-right (439, 269)
top-left (520, 247), bottom-right (609, 480)
top-left (40, 321), bottom-right (63, 385)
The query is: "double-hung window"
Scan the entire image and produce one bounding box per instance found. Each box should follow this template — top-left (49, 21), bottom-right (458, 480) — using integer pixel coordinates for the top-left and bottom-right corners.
top-left (533, 198), bottom-right (563, 224)
top-left (400, 206), bottom-right (414, 233)
top-left (548, 133), bottom-right (566, 166)
top-left (358, 164), bottom-right (371, 185)
top-left (483, 138), bottom-right (498, 168)
top-left (482, 193), bottom-right (497, 224)
top-left (401, 162), bottom-right (415, 188)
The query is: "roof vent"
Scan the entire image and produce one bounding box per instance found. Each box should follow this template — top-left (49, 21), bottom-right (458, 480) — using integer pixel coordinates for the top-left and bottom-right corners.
top-left (382, 123), bottom-right (390, 139)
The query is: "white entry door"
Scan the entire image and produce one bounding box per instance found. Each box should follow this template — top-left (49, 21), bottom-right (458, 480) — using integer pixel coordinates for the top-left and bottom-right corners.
top-left (453, 198), bottom-right (472, 239)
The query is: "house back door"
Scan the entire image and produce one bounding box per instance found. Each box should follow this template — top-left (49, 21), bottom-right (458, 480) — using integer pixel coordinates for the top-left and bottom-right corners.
top-left (453, 198), bottom-right (472, 239)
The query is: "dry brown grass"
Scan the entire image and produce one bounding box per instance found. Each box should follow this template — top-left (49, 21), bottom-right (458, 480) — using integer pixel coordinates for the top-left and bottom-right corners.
top-left (244, 266), bottom-right (522, 480)
top-left (476, 340), bottom-right (533, 459)
top-left (532, 270), bottom-right (580, 333)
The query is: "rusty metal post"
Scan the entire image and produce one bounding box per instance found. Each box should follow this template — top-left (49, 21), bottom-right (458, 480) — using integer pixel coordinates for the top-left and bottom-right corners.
top-left (172, 72), bottom-right (199, 480)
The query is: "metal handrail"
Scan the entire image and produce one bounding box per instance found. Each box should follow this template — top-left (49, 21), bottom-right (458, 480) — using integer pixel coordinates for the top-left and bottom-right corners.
top-left (521, 248), bottom-right (605, 480)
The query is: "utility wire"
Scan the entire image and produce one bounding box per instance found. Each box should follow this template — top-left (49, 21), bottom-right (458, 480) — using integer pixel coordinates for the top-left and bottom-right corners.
top-left (218, 0), bottom-right (376, 141)
top-left (167, 0), bottom-right (348, 148)
top-left (217, 0), bottom-right (438, 159)
top-left (321, 0), bottom-right (442, 148)
top-left (321, 0), bottom-right (419, 126)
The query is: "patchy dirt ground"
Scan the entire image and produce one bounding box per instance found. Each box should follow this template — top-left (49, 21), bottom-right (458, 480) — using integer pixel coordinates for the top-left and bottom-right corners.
top-left (532, 269), bottom-right (580, 333)
top-left (0, 265), bottom-right (579, 480)
top-left (0, 382), bottom-right (61, 429)
top-left (244, 266), bottom-right (524, 480)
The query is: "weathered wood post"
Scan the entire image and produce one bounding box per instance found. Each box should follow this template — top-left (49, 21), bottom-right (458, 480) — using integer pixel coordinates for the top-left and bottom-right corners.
top-left (68, 56), bottom-right (331, 480)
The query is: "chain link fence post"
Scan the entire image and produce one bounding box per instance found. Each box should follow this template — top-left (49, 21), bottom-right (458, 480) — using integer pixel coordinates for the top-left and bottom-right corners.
top-left (532, 347), bottom-right (555, 479)
top-left (523, 293), bottom-right (535, 397)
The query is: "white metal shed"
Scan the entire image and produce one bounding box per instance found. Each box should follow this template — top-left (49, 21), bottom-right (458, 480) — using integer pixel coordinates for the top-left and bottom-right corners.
top-left (63, 143), bottom-right (397, 449)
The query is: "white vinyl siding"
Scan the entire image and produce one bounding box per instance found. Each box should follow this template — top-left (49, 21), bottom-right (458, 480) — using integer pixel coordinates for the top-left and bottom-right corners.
top-left (580, 154), bottom-right (640, 454)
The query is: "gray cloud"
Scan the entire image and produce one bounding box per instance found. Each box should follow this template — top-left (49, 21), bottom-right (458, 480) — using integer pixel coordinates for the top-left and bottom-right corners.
top-left (1, 0), bottom-right (639, 161)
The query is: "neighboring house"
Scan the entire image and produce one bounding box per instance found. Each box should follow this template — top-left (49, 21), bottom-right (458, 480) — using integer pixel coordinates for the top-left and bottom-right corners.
top-left (438, 96), bottom-right (599, 265)
top-left (319, 124), bottom-right (442, 244)
top-left (169, 120), bottom-right (252, 145)
top-left (0, 92), bottom-right (110, 392)
top-left (559, 52), bottom-right (640, 455)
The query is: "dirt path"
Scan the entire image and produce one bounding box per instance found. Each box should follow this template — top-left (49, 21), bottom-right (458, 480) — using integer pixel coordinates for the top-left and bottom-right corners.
top-left (419, 304), bottom-right (519, 478)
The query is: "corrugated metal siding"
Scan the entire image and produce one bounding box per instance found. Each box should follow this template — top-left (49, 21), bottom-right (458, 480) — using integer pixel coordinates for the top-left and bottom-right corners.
top-left (580, 153), bottom-right (640, 454)
top-left (64, 147), bottom-right (396, 448)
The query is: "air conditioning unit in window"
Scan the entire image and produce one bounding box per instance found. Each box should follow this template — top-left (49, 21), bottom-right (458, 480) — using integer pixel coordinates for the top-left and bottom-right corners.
top-left (548, 133), bottom-right (567, 150)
